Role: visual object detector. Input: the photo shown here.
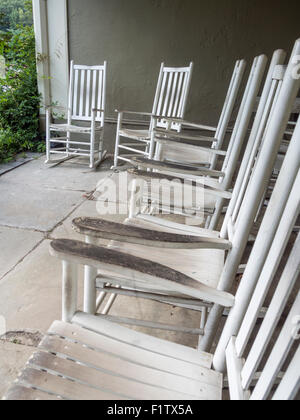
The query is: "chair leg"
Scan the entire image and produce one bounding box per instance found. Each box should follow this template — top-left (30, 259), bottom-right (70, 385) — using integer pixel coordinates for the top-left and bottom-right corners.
top-left (66, 131), bottom-right (70, 157)
top-left (62, 261), bottom-right (78, 323)
top-left (83, 235), bottom-right (97, 314)
top-left (114, 112), bottom-right (123, 168)
top-left (114, 132), bottom-right (121, 168)
top-left (90, 129), bottom-right (95, 169)
top-left (149, 129), bottom-right (156, 159)
top-left (45, 112), bottom-right (51, 163)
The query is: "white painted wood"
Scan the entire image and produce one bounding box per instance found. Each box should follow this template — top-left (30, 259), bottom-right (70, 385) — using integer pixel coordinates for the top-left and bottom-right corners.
top-left (272, 346), bottom-right (300, 400)
top-left (46, 61), bottom-right (107, 169)
top-left (48, 321), bottom-right (213, 378)
top-left (18, 367), bottom-right (128, 400)
top-left (71, 313), bottom-right (214, 369)
top-left (139, 55), bottom-right (270, 227)
top-left (224, 184), bottom-right (300, 400)
top-left (209, 41), bottom-right (300, 362)
top-left (222, 57), bottom-right (286, 234)
top-left (83, 235), bottom-right (98, 314)
top-left (50, 240), bottom-right (234, 308)
top-left (237, 192), bottom-right (300, 381)
top-left (225, 338), bottom-right (249, 400)
top-left (250, 293), bottom-right (300, 400)
top-left (37, 336), bottom-right (211, 399)
top-left (113, 63), bottom-right (193, 166)
top-left (62, 261), bottom-right (77, 323)
top-left (78, 52), bottom-right (298, 341)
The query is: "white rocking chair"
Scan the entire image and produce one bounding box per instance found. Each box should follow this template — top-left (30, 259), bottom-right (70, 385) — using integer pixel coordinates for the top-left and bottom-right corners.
top-left (151, 58), bottom-right (247, 170)
top-left (69, 41), bottom-right (300, 349)
top-left (131, 51), bottom-right (286, 229)
top-left (3, 125), bottom-right (299, 401)
top-left (113, 62), bottom-right (193, 167)
top-left (46, 61), bottom-right (107, 169)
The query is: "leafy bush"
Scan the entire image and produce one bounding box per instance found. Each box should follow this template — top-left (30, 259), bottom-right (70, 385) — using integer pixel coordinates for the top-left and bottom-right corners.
top-left (0, 0), bottom-right (33, 32)
top-left (0, 2), bottom-right (43, 163)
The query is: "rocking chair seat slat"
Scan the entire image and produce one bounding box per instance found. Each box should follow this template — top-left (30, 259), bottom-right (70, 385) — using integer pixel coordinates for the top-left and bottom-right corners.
top-left (119, 128), bottom-right (150, 140)
top-left (4, 321), bottom-right (222, 400)
top-left (127, 168), bottom-right (232, 200)
top-left (50, 123), bottom-right (103, 133)
top-left (131, 157), bottom-right (225, 177)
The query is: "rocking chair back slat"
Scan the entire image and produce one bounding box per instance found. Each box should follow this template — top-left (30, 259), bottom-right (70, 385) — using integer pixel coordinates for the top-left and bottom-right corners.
top-left (173, 71), bottom-right (184, 118)
top-left (72, 68), bottom-right (79, 117)
top-left (79, 69), bottom-right (85, 117)
top-left (92, 70), bottom-right (97, 110)
top-left (85, 69), bottom-right (91, 117)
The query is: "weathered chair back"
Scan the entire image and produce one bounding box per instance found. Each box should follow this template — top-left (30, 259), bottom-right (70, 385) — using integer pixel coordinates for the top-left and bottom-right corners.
top-left (157, 55), bottom-right (267, 182)
top-left (208, 50), bottom-right (286, 230)
top-left (152, 63), bottom-right (193, 131)
top-left (207, 39), bottom-right (300, 360)
top-left (225, 171), bottom-right (300, 400)
top-left (155, 59), bottom-right (246, 167)
top-left (68, 61), bottom-right (107, 125)
top-left (135, 53), bottom-right (285, 225)
top-left (220, 63), bottom-right (287, 237)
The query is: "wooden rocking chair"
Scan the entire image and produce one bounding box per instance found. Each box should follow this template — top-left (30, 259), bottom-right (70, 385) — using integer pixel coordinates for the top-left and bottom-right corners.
top-left (113, 62), bottom-right (193, 167)
top-left (45, 61), bottom-right (107, 169)
top-left (69, 41), bottom-right (300, 349)
top-left (3, 132), bottom-right (299, 401)
top-left (130, 51), bottom-right (286, 229)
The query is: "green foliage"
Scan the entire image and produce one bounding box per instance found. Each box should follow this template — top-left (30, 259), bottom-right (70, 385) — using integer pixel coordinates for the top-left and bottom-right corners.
top-left (0, 2), bottom-right (43, 164)
top-left (0, 0), bottom-right (33, 32)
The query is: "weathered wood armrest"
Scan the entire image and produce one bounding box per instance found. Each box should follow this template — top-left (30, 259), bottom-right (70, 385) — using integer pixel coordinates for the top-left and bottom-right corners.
top-left (127, 169), bottom-right (232, 200)
top-left (130, 157), bottom-right (225, 178)
top-left (152, 116), bottom-right (217, 132)
top-left (154, 138), bottom-right (227, 156)
top-left (50, 239), bottom-right (234, 307)
top-left (72, 218), bottom-right (232, 250)
top-left (115, 109), bottom-right (152, 117)
top-left (92, 108), bottom-right (104, 113)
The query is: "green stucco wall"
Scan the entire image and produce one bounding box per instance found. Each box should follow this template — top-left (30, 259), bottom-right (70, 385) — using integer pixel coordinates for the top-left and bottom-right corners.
top-left (67, 0), bottom-right (300, 151)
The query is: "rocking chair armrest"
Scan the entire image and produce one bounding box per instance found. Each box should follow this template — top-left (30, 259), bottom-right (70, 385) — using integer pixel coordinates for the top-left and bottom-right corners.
top-left (130, 157), bottom-right (225, 178)
top-left (154, 128), bottom-right (218, 143)
top-left (152, 116), bottom-right (217, 132)
top-left (154, 138), bottom-right (226, 156)
top-left (45, 105), bottom-right (70, 112)
top-left (127, 168), bottom-right (232, 200)
top-left (72, 217), bottom-right (232, 250)
top-left (92, 108), bottom-right (105, 113)
top-left (115, 109), bottom-right (153, 117)
top-left (50, 239), bottom-right (234, 308)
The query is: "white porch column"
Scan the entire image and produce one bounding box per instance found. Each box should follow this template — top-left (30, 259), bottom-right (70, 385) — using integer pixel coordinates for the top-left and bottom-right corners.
top-left (32, 0), bottom-right (69, 128)
top-left (32, 0), bottom-right (50, 117)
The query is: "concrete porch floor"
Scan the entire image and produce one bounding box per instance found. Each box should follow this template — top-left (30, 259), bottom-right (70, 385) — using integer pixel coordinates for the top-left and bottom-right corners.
top-left (0, 155), bottom-right (201, 398)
